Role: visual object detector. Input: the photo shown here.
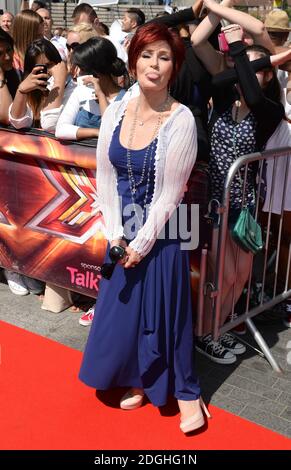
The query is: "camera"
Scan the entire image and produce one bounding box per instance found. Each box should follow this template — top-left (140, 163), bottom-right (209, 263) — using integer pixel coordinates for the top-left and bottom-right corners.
top-left (101, 245), bottom-right (126, 280)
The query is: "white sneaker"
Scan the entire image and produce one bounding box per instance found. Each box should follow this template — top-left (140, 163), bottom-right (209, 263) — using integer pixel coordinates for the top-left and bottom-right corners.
top-left (79, 307), bottom-right (95, 326)
top-left (4, 270), bottom-right (29, 296)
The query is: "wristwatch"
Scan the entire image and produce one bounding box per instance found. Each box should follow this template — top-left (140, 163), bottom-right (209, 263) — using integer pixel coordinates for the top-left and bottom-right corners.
top-left (0, 78), bottom-right (7, 88)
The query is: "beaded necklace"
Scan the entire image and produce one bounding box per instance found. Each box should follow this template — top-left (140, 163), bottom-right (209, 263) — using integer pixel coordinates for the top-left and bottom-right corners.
top-left (126, 96), bottom-right (171, 229)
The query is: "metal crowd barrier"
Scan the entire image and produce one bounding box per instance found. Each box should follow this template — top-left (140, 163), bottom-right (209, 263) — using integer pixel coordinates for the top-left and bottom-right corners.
top-left (197, 147), bottom-right (291, 372)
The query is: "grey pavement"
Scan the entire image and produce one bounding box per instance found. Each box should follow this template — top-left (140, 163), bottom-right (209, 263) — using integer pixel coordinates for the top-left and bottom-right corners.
top-left (1, 276), bottom-right (291, 439)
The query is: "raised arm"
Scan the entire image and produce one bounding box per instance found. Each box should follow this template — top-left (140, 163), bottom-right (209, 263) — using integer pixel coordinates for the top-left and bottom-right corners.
top-left (191, 0), bottom-right (233, 75)
top-left (212, 48), bottom-right (291, 89)
top-left (149, 3), bottom-right (198, 28)
top-left (0, 67), bottom-right (12, 125)
top-left (203, 0), bottom-right (275, 53)
top-left (42, 61), bottom-right (67, 112)
top-left (55, 88), bottom-right (99, 140)
top-left (9, 65), bottom-right (49, 129)
top-left (224, 25), bottom-right (284, 140)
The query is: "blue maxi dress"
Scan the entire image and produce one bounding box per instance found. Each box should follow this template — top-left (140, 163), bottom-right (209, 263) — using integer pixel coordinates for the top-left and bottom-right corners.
top-left (79, 120), bottom-right (200, 406)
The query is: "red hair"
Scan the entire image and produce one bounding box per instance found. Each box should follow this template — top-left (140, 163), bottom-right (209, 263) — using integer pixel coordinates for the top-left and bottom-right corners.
top-left (128, 23), bottom-right (185, 85)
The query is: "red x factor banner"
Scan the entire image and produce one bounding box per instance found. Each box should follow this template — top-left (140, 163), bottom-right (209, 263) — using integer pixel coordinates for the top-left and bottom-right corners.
top-left (0, 128), bottom-right (107, 298)
top-left (0, 128), bottom-right (204, 302)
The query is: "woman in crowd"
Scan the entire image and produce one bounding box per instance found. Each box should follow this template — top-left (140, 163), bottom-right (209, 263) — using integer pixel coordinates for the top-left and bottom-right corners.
top-left (9, 38), bottom-right (67, 132)
top-left (65, 23), bottom-right (99, 78)
top-left (195, 22), bottom-right (286, 364)
top-left (79, 23), bottom-right (210, 434)
top-left (55, 37), bottom-right (127, 141)
top-left (12, 9), bottom-right (44, 74)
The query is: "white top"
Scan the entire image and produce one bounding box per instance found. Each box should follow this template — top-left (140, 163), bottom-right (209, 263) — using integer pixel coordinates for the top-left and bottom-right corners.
top-left (51, 35), bottom-right (68, 62)
top-left (263, 119), bottom-right (291, 214)
top-left (97, 98), bottom-right (197, 257)
top-left (105, 35), bottom-right (128, 64)
top-left (55, 84), bottom-right (100, 140)
top-left (8, 76), bottom-right (76, 132)
top-left (278, 69), bottom-right (291, 119)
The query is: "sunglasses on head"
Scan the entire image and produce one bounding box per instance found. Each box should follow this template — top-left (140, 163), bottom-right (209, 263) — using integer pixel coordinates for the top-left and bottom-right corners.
top-left (66, 42), bottom-right (79, 52)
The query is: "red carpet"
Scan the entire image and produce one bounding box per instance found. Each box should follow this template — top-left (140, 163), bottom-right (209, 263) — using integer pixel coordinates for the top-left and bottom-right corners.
top-left (0, 320), bottom-right (290, 450)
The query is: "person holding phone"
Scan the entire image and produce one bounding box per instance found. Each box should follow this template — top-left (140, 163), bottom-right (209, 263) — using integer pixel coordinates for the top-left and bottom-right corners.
top-left (9, 38), bottom-right (67, 131)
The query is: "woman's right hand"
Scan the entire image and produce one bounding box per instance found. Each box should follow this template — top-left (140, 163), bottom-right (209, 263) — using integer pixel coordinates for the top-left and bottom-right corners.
top-left (221, 24), bottom-right (244, 45)
top-left (18, 65), bottom-right (49, 94)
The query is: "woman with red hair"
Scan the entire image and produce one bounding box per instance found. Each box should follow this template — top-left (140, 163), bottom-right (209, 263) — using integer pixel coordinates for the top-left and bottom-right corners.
top-left (79, 23), bottom-right (210, 433)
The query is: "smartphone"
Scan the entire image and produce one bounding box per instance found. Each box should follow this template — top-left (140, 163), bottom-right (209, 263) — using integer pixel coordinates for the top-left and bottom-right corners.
top-left (34, 63), bottom-right (48, 80)
top-left (218, 32), bottom-right (229, 53)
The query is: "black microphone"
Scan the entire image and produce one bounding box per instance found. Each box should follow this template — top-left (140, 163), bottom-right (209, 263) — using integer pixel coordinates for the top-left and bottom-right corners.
top-left (101, 245), bottom-right (126, 280)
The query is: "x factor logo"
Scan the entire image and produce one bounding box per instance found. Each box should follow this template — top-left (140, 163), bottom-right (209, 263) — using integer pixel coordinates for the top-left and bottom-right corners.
top-left (0, 211), bottom-right (11, 226)
top-left (26, 161), bottom-right (105, 244)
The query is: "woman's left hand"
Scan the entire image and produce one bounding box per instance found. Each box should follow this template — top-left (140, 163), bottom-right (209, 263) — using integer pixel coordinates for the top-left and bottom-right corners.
top-left (50, 60), bottom-right (67, 83)
top-left (82, 75), bottom-right (104, 99)
top-left (124, 246), bottom-right (142, 269)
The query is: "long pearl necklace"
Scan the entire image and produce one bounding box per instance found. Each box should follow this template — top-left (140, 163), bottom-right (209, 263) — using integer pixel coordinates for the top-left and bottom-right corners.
top-left (126, 95), bottom-right (171, 228)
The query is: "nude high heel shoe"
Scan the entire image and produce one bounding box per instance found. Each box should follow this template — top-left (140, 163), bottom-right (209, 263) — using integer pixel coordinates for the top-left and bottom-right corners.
top-left (120, 388), bottom-right (144, 410)
top-left (180, 398), bottom-right (211, 434)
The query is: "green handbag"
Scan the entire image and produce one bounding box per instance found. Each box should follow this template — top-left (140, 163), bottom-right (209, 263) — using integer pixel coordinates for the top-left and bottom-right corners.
top-left (232, 207), bottom-right (263, 254)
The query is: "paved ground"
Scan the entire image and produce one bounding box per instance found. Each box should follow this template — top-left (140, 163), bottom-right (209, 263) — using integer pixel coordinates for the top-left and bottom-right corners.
top-left (1, 276), bottom-right (291, 439)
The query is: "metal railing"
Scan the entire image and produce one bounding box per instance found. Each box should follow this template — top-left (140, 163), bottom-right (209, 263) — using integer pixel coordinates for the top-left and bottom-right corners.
top-left (197, 147), bottom-right (291, 372)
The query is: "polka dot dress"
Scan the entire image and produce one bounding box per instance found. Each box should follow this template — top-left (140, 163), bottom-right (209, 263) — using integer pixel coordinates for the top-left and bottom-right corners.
top-left (209, 107), bottom-right (257, 210)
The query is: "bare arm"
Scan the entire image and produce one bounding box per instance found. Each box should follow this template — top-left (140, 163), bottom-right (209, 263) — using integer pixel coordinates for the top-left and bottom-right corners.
top-left (273, 45), bottom-right (291, 72)
top-left (10, 66), bottom-right (48, 119)
top-left (76, 127), bottom-right (99, 140)
top-left (270, 47), bottom-right (291, 68)
top-left (43, 61), bottom-right (67, 112)
top-left (191, 0), bottom-right (233, 75)
top-left (0, 68), bottom-right (12, 125)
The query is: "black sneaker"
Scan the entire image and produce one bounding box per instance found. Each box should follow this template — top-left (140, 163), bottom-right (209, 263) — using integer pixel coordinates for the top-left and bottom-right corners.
top-left (219, 332), bottom-right (246, 355)
top-left (196, 334), bottom-right (237, 364)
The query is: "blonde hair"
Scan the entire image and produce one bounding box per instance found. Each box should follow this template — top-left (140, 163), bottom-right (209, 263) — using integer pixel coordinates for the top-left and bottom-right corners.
top-left (68, 22), bottom-right (98, 44)
top-left (12, 10), bottom-right (43, 67)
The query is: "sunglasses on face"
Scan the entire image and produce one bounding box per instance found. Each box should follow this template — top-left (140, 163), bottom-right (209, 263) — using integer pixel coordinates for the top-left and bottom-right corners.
top-left (66, 42), bottom-right (79, 52)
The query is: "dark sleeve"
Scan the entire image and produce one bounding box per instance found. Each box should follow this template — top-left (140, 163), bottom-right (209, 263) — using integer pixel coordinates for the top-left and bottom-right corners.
top-left (212, 56), bottom-right (271, 89)
top-left (148, 7), bottom-right (195, 27)
top-left (190, 107), bottom-right (210, 163)
top-left (229, 41), bottom-right (285, 146)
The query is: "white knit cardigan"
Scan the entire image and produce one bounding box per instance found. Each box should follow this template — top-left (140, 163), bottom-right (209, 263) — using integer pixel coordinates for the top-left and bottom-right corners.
top-left (97, 98), bottom-right (197, 257)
